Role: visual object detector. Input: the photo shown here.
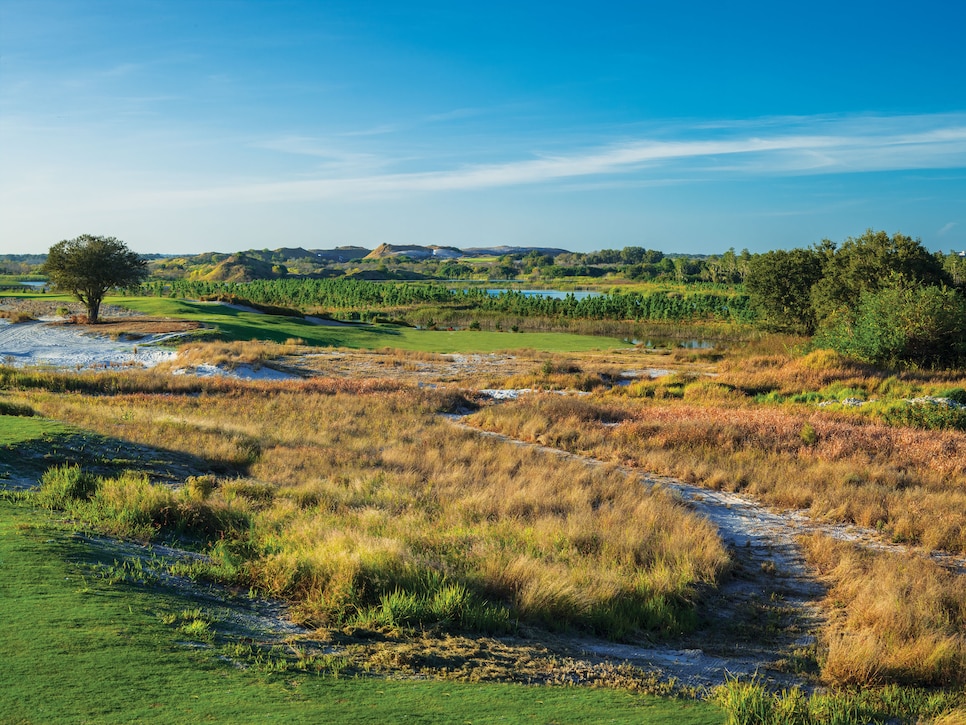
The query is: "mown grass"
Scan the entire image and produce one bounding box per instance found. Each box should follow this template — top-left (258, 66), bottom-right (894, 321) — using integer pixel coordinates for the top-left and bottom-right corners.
top-left (107, 295), bottom-right (631, 352)
top-left (0, 411), bottom-right (66, 445)
top-left (0, 497), bottom-right (725, 724)
top-left (0, 412), bottom-right (77, 481)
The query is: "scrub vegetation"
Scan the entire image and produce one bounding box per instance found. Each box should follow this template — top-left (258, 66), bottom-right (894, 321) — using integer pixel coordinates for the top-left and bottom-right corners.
top-left (0, 496), bottom-right (725, 725)
top-left (16, 379), bottom-right (728, 638)
top-left (466, 351), bottom-right (966, 692)
top-left (4, 230), bottom-right (966, 723)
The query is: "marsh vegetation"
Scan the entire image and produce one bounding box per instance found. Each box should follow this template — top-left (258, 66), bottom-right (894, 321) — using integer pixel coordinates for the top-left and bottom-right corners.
top-left (4, 230), bottom-right (966, 722)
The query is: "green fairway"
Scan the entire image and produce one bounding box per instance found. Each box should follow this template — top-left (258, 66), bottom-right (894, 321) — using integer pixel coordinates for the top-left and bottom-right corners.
top-left (110, 296), bottom-right (630, 353)
top-left (0, 414), bottom-right (69, 447)
top-left (0, 498), bottom-right (723, 724)
top-left (0, 414), bottom-right (75, 482)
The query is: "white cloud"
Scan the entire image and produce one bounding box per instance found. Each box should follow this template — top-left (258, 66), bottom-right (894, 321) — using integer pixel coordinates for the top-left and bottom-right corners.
top-left (34, 112), bottom-right (966, 211)
top-left (11, 114), bottom-right (966, 210)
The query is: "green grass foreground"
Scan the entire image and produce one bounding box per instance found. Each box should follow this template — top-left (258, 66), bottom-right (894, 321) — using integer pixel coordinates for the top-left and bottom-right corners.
top-left (0, 498), bottom-right (724, 724)
top-left (0, 414), bottom-right (68, 446)
top-left (109, 296), bottom-right (631, 352)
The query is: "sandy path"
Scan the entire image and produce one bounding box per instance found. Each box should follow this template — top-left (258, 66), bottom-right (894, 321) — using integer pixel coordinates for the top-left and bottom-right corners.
top-left (447, 417), bottom-right (827, 687)
top-left (450, 406), bottom-right (966, 688)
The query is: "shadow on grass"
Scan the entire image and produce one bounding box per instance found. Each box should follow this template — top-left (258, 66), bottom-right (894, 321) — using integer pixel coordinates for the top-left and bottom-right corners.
top-left (130, 299), bottom-right (404, 348)
top-left (0, 427), bottom-right (248, 489)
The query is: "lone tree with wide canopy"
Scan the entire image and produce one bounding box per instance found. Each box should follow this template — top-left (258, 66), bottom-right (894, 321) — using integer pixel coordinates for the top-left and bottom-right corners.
top-left (43, 235), bottom-right (148, 323)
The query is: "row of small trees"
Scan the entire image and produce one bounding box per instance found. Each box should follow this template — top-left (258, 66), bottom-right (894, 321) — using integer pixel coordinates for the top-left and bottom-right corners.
top-left (745, 230), bottom-right (966, 367)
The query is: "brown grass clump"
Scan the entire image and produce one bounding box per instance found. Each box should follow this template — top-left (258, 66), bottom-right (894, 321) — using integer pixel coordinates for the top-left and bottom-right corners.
top-left (469, 388), bottom-right (966, 554)
top-left (166, 339), bottom-right (304, 370)
top-left (79, 318), bottom-right (202, 335)
top-left (0, 310), bottom-right (36, 323)
top-left (803, 534), bottom-right (966, 687)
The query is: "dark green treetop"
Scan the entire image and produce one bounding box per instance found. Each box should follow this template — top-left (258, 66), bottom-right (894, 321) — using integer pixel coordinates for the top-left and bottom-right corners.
top-left (42, 235), bottom-right (148, 323)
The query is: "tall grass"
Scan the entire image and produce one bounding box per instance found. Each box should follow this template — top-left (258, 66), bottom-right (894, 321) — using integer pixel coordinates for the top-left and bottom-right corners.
top-left (20, 382), bottom-right (729, 638)
top-left (469, 388), bottom-right (966, 554)
top-left (466, 388), bottom-right (966, 686)
top-left (803, 534), bottom-right (966, 688)
top-left (36, 463), bottom-right (251, 541)
top-left (712, 676), bottom-right (965, 725)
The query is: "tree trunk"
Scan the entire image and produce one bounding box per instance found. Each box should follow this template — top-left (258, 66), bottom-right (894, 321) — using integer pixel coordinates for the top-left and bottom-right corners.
top-left (87, 297), bottom-right (101, 324)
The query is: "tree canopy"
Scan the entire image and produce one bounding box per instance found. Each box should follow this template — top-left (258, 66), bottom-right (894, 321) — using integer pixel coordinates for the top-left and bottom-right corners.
top-left (745, 247), bottom-right (824, 334)
top-left (43, 235), bottom-right (148, 323)
top-left (809, 230), bottom-right (951, 322)
top-left (746, 230), bottom-right (965, 367)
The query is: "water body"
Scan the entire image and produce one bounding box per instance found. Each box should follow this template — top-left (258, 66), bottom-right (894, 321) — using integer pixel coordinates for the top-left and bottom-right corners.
top-left (484, 289), bottom-right (602, 300)
top-left (625, 338), bottom-right (714, 349)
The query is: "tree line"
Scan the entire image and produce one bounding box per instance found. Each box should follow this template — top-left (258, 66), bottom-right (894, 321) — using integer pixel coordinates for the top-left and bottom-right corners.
top-left (745, 230), bottom-right (966, 367)
top-left (135, 278), bottom-right (753, 324)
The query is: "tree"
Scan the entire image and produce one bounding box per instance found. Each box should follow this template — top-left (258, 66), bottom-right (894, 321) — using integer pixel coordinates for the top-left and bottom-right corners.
top-left (43, 235), bottom-right (148, 323)
top-left (813, 276), bottom-right (966, 367)
top-left (809, 230), bottom-right (950, 323)
top-left (745, 247), bottom-right (824, 334)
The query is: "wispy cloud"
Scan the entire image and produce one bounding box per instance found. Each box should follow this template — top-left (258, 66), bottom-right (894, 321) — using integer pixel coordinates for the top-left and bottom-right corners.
top-left (121, 113), bottom-right (966, 208)
top-left (424, 107), bottom-right (487, 123)
top-left (938, 222), bottom-right (958, 236)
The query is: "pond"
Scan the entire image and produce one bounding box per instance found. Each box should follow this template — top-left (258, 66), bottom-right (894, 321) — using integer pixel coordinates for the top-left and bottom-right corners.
top-left (484, 289), bottom-right (602, 300)
top-left (625, 338), bottom-right (715, 349)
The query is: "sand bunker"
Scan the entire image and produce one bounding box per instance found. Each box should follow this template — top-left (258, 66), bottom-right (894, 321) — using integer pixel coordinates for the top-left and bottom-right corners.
top-left (0, 319), bottom-right (180, 370)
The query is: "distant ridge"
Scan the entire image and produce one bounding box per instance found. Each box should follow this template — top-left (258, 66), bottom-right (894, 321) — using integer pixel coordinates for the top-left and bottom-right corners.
top-left (362, 243), bottom-right (570, 260)
top-left (150, 244), bottom-right (573, 266)
top-left (364, 244), bottom-right (462, 260)
top-left (462, 245), bottom-right (569, 258)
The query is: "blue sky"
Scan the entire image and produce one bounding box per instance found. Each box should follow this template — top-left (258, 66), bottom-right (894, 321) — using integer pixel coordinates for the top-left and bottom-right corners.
top-left (2, 1), bottom-right (965, 255)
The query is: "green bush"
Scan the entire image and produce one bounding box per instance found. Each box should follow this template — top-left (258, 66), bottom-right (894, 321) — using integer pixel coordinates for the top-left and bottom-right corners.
top-left (937, 387), bottom-right (966, 405)
top-left (814, 281), bottom-right (966, 368)
top-left (879, 401), bottom-right (966, 432)
top-left (36, 464), bottom-right (99, 509)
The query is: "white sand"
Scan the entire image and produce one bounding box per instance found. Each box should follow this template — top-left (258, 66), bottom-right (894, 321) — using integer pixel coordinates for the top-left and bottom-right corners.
top-left (0, 319), bottom-right (179, 370)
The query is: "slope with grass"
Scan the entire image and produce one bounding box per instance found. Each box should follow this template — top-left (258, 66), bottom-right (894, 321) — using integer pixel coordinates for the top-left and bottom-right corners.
top-left (20, 380), bottom-right (728, 640)
top-left (0, 497), bottom-right (724, 724)
top-left (113, 296), bottom-right (632, 353)
top-left (465, 373), bottom-right (966, 688)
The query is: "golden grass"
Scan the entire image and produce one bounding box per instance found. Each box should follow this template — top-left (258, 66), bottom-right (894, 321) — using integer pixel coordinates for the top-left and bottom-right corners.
top-left (469, 381), bottom-right (966, 554)
top-left (803, 534), bottom-right (966, 687)
top-left (22, 380), bottom-right (728, 636)
top-left (462, 350), bottom-right (966, 687)
top-left (163, 339), bottom-right (304, 370)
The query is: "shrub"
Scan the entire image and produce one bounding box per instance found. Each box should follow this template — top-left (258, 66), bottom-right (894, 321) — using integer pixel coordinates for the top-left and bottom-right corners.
top-left (879, 400), bottom-right (966, 432)
top-left (799, 422), bottom-right (818, 446)
top-left (184, 475), bottom-right (217, 501)
top-left (814, 281), bottom-right (966, 368)
top-left (0, 401), bottom-right (34, 417)
top-left (36, 464), bottom-right (99, 509)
